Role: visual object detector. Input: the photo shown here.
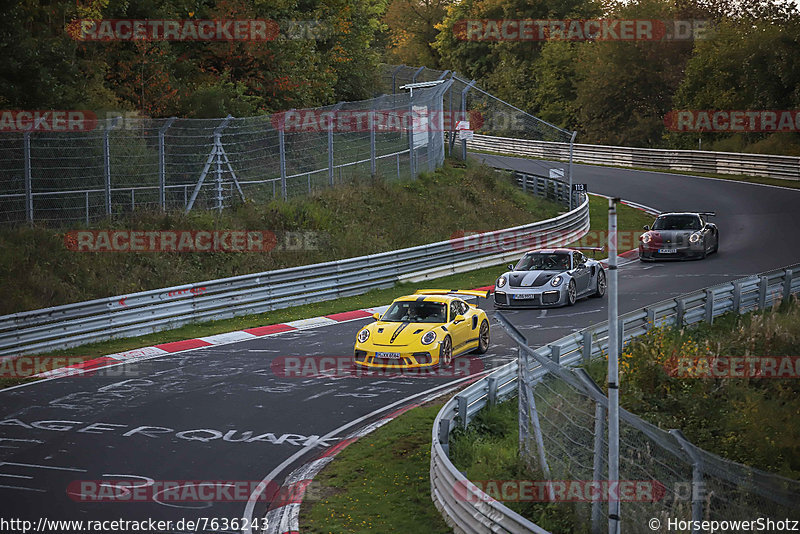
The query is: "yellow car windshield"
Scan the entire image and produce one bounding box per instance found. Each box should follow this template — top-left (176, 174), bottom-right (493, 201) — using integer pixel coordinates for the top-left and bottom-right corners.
top-left (382, 301), bottom-right (447, 323)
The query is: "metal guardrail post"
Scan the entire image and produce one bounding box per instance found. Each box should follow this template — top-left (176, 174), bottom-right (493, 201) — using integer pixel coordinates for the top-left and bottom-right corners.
top-left (438, 418), bottom-right (450, 456)
top-left (548, 343), bottom-right (561, 364)
top-left (582, 329), bottom-right (593, 363)
top-left (732, 281), bottom-right (742, 312)
top-left (783, 269), bottom-right (793, 303)
top-left (23, 129), bottom-right (33, 223)
top-left (645, 307), bottom-right (655, 329)
top-left (158, 117), bottom-right (176, 211)
top-left (103, 117), bottom-right (120, 216)
top-left (676, 298), bottom-right (685, 326)
top-left (758, 276), bottom-right (768, 309)
top-left (670, 429), bottom-right (705, 534)
top-left (487, 376), bottom-right (498, 406)
top-left (457, 394), bottom-right (468, 430)
top-left (704, 289), bottom-right (714, 324)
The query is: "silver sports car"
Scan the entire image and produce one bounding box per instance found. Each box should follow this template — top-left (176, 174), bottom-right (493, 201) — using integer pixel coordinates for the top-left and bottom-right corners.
top-left (639, 212), bottom-right (718, 261)
top-left (493, 249), bottom-right (606, 308)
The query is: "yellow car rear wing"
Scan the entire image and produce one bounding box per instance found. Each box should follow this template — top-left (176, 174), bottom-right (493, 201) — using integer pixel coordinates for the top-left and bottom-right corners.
top-left (414, 289), bottom-right (491, 300)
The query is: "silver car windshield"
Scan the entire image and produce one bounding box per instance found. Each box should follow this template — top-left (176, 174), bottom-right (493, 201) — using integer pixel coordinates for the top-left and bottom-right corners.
top-left (381, 301), bottom-right (447, 323)
top-left (516, 253), bottom-right (570, 271)
top-left (652, 215), bottom-right (701, 230)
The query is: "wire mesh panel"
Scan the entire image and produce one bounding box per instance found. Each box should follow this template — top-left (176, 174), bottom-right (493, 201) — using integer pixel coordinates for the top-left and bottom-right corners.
top-left (0, 78), bottom-right (453, 226)
top-left (518, 347), bottom-right (800, 533)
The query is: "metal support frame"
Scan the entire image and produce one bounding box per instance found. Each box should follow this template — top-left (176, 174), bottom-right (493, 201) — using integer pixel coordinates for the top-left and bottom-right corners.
top-left (607, 197), bottom-right (621, 534)
top-left (185, 116), bottom-right (244, 212)
top-left (783, 269), bottom-right (794, 303)
top-left (704, 289), bottom-right (714, 324)
top-left (758, 276), bottom-right (768, 309)
top-left (103, 117), bottom-right (120, 216)
top-left (23, 129), bottom-right (33, 223)
top-left (158, 117), bottom-right (176, 211)
top-left (279, 129), bottom-right (287, 200)
top-left (412, 66), bottom-right (425, 83)
top-left (671, 430), bottom-right (705, 533)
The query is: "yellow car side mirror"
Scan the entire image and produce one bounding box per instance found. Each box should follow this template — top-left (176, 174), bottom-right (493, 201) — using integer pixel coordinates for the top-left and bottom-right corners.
top-left (372, 312), bottom-right (380, 320)
top-left (454, 314), bottom-right (466, 323)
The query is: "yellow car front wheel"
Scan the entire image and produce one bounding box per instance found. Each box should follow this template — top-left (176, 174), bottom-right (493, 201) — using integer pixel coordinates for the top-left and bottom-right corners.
top-left (473, 320), bottom-right (489, 354)
top-left (438, 336), bottom-right (452, 369)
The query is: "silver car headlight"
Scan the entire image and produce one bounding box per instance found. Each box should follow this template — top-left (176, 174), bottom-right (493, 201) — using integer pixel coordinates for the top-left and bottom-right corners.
top-left (641, 233), bottom-right (652, 244)
top-left (496, 275), bottom-right (507, 288)
top-left (421, 331), bottom-right (437, 345)
top-left (357, 329), bottom-right (370, 343)
top-left (550, 275), bottom-right (563, 287)
top-left (689, 233), bottom-right (702, 243)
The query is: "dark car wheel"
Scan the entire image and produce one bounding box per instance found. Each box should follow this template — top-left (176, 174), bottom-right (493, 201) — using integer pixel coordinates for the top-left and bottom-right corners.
top-left (566, 280), bottom-right (577, 306)
top-left (438, 336), bottom-right (453, 368)
top-left (473, 320), bottom-right (490, 354)
top-left (591, 269), bottom-right (606, 298)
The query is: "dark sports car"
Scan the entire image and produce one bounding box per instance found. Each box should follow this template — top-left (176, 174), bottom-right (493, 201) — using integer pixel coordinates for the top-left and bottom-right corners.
top-left (494, 249), bottom-right (606, 308)
top-left (639, 212), bottom-right (718, 261)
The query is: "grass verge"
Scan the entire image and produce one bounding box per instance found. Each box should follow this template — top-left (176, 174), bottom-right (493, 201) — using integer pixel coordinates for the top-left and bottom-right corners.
top-left (300, 401), bottom-right (452, 533)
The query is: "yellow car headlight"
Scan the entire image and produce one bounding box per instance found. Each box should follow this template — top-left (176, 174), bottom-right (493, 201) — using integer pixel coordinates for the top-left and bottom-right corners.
top-left (421, 331), bottom-right (437, 345)
top-left (357, 329), bottom-right (370, 343)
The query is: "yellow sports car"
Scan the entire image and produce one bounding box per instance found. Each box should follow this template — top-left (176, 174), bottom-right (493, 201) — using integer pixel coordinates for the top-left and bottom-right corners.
top-left (354, 290), bottom-right (491, 369)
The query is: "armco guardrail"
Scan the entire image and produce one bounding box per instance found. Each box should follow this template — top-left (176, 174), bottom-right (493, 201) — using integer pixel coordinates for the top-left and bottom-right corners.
top-left (470, 133), bottom-right (800, 181)
top-left (0, 172), bottom-right (586, 357)
top-left (430, 264), bottom-right (799, 533)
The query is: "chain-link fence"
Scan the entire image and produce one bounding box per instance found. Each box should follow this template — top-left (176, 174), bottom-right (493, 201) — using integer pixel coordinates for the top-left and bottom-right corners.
top-left (380, 65), bottom-right (576, 169)
top-left (0, 80), bottom-right (451, 226)
top-left (517, 343), bottom-right (800, 534)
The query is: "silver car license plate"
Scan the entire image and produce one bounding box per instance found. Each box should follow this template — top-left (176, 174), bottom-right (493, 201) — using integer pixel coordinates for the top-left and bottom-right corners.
top-left (512, 294), bottom-right (538, 300)
top-left (375, 352), bottom-right (402, 359)
top-left (658, 248), bottom-right (677, 253)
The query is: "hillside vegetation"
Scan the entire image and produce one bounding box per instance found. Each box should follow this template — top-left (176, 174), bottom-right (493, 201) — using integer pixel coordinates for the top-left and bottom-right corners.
top-left (0, 162), bottom-right (561, 315)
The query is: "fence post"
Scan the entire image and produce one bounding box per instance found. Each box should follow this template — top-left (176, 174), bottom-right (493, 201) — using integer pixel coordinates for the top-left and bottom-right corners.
top-left (369, 106), bottom-right (376, 178)
top-left (438, 418), bottom-right (450, 456)
top-left (329, 103), bottom-right (344, 186)
top-left (645, 307), bottom-right (655, 329)
top-left (412, 66), bottom-right (425, 83)
top-left (391, 64), bottom-right (404, 95)
top-left (519, 344), bottom-right (553, 500)
top-left (158, 117), bottom-right (176, 211)
top-left (670, 430), bottom-right (704, 534)
top-left (103, 117), bottom-right (120, 216)
top-left (758, 276), bottom-right (768, 309)
top-left (23, 130), bottom-right (33, 223)
top-left (568, 131), bottom-right (577, 211)
top-left (521, 172), bottom-right (527, 194)
top-left (548, 343), bottom-right (561, 364)
top-left (675, 298), bottom-right (685, 327)
top-left (704, 289), bottom-right (714, 324)
top-left (574, 369), bottom-right (607, 534)
top-left (279, 129), bottom-right (287, 201)
top-left (460, 80), bottom-right (476, 160)
top-left (782, 269), bottom-right (793, 303)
